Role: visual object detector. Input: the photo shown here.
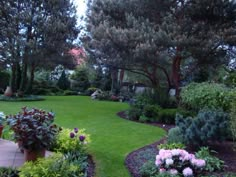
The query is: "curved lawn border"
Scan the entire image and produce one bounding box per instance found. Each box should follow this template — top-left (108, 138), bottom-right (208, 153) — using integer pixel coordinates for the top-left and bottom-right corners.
top-left (117, 111), bottom-right (236, 176)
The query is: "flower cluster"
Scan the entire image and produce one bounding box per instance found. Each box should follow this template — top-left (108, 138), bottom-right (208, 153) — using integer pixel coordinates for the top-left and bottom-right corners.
top-left (70, 127), bottom-right (86, 143)
top-left (155, 149), bottom-right (206, 176)
top-left (54, 127), bottom-right (90, 153)
top-left (0, 112), bottom-right (6, 125)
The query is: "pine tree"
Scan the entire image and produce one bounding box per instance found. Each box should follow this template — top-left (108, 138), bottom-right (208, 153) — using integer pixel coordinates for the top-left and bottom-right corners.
top-left (83, 0), bottom-right (236, 99)
top-left (57, 70), bottom-right (70, 90)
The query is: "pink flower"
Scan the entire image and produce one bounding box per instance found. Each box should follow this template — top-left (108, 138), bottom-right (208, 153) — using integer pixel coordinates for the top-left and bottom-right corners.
top-left (169, 169), bottom-right (178, 175)
top-left (159, 168), bottom-right (166, 174)
top-left (183, 167), bottom-right (193, 177)
top-left (171, 149), bottom-right (181, 156)
top-left (155, 160), bottom-right (162, 166)
top-left (156, 155), bottom-right (161, 161)
top-left (192, 159), bottom-right (206, 168)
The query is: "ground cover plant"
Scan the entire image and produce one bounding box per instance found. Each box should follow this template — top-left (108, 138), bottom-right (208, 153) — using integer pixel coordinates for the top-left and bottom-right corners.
top-left (0, 96), bottom-right (165, 177)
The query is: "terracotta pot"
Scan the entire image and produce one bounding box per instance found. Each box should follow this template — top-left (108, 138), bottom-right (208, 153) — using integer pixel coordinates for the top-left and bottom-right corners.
top-left (24, 149), bottom-right (46, 162)
top-left (4, 86), bottom-right (13, 97)
top-left (0, 125), bottom-right (3, 138)
top-left (17, 141), bottom-right (24, 153)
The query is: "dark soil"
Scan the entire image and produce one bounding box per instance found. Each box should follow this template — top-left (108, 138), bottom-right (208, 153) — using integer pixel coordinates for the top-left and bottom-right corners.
top-left (87, 155), bottom-right (95, 177)
top-left (117, 111), bottom-right (236, 177)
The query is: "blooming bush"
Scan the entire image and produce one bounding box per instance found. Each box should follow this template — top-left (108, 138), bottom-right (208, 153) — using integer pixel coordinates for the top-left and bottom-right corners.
top-left (53, 127), bottom-right (90, 153)
top-left (155, 149), bottom-right (206, 176)
top-left (0, 112), bottom-right (5, 125)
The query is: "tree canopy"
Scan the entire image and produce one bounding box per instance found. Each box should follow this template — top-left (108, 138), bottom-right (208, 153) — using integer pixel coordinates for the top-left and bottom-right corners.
top-left (0, 0), bottom-right (79, 93)
top-left (83, 0), bottom-right (236, 98)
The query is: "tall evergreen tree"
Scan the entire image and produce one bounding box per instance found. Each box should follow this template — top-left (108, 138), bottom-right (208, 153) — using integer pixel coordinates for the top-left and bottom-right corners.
top-left (0, 0), bottom-right (78, 94)
top-left (83, 0), bottom-right (236, 98)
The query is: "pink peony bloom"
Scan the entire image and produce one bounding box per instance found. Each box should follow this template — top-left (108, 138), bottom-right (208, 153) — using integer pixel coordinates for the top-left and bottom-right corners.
top-left (159, 168), bottom-right (166, 173)
top-left (183, 167), bottom-right (193, 177)
top-left (192, 159), bottom-right (206, 168)
top-left (156, 155), bottom-right (161, 161)
top-left (155, 160), bottom-right (162, 166)
top-left (169, 169), bottom-right (178, 175)
top-left (165, 158), bottom-right (174, 166)
top-left (171, 149), bottom-right (181, 156)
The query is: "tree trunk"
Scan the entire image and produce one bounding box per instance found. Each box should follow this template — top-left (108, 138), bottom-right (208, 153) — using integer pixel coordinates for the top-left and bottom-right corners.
top-left (111, 68), bottom-right (119, 94)
top-left (19, 59), bottom-right (28, 92)
top-left (172, 53), bottom-right (182, 100)
top-left (26, 64), bottom-right (35, 94)
top-left (10, 63), bottom-right (17, 93)
top-left (16, 62), bottom-right (21, 91)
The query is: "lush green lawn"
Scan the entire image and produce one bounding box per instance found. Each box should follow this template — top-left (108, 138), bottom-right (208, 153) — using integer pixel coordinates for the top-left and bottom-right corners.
top-left (0, 96), bottom-right (165, 177)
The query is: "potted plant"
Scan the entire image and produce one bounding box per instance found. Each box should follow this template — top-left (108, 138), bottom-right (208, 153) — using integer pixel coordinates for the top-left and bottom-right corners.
top-left (7, 107), bottom-right (60, 161)
top-left (0, 112), bottom-right (5, 138)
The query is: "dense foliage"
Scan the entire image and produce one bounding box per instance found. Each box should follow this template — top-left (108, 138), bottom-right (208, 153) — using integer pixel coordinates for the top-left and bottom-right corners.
top-left (176, 109), bottom-right (229, 146)
top-left (7, 107), bottom-right (60, 151)
top-left (0, 0), bottom-right (78, 94)
top-left (180, 82), bottom-right (236, 111)
top-left (84, 0), bottom-right (236, 98)
top-left (19, 153), bottom-right (87, 177)
top-left (52, 128), bottom-right (90, 153)
top-left (195, 147), bottom-right (224, 172)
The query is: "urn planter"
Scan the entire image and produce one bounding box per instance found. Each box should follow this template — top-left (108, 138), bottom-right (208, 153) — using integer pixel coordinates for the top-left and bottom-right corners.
top-left (24, 149), bottom-right (46, 162)
top-left (0, 125), bottom-right (4, 138)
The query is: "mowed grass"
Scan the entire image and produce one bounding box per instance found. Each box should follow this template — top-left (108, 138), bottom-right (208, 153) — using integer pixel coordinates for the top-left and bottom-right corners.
top-left (0, 96), bottom-right (165, 177)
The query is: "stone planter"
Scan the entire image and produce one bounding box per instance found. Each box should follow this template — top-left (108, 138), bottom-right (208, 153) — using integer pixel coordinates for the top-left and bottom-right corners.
top-left (4, 86), bottom-right (13, 97)
top-left (0, 125), bottom-right (3, 138)
top-left (24, 149), bottom-right (46, 162)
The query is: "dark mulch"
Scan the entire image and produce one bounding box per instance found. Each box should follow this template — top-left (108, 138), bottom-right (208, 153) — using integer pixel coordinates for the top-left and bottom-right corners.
top-left (87, 155), bottom-right (95, 177)
top-left (117, 111), bottom-right (236, 177)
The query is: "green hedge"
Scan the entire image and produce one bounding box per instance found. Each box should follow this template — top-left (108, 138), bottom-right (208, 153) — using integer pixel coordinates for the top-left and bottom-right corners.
top-left (181, 82), bottom-right (236, 111)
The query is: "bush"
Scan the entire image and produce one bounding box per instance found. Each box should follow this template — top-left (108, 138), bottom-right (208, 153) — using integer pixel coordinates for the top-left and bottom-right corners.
top-left (140, 160), bottom-right (159, 177)
top-left (167, 127), bottom-right (184, 144)
top-left (85, 87), bottom-right (97, 95)
top-left (128, 107), bottom-right (142, 120)
top-left (195, 147), bottom-right (224, 172)
top-left (63, 90), bottom-right (78, 96)
top-left (155, 149), bottom-right (206, 176)
top-left (96, 91), bottom-right (111, 101)
top-left (19, 153), bottom-right (86, 177)
top-left (0, 167), bottom-right (18, 177)
top-left (158, 143), bottom-right (185, 150)
top-left (158, 109), bottom-right (177, 124)
top-left (57, 70), bottom-right (70, 90)
top-left (143, 105), bottom-right (160, 119)
top-left (52, 127), bottom-right (90, 153)
top-left (139, 115), bottom-right (149, 123)
top-left (176, 108), bottom-right (230, 146)
top-left (180, 82), bottom-right (236, 111)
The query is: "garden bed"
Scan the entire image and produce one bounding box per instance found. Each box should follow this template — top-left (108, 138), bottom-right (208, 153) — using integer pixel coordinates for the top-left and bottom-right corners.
top-left (117, 111), bottom-right (236, 176)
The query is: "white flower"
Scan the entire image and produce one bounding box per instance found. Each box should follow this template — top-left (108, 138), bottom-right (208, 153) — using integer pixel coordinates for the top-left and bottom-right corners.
top-left (169, 169), bottom-right (178, 175)
top-left (0, 112), bottom-right (5, 118)
top-left (183, 167), bottom-right (193, 177)
top-left (171, 149), bottom-right (180, 156)
top-left (165, 158), bottom-right (174, 166)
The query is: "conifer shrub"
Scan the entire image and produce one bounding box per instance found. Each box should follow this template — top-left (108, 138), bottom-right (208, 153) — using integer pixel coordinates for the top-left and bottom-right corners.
top-left (176, 109), bottom-right (229, 146)
top-left (167, 127), bottom-right (184, 144)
